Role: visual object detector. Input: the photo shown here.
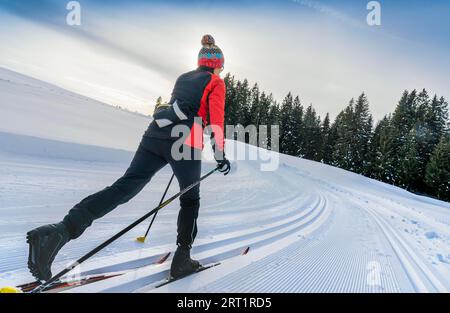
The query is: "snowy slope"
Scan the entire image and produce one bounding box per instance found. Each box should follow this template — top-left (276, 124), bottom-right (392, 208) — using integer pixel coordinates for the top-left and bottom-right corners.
top-left (0, 67), bottom-right (150, 151)
top-left (0, 68), bottom-right (449, 293)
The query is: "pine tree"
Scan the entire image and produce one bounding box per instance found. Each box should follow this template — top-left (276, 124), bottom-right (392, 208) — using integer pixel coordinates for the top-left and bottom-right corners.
top-left (415, 89), bottom-right (430, 124)
top-left (257, 92), bottom-right (272, 148)
top-left (236, 79), bottom-right (250, 127)
top-left (425, 135), bottom-right (450, 200)
top-left (368, 115), bottom-right (397, 183)
top-left (392, 89), bottom-right (445, 192)
top-left (426, 95), bottom-right (449, 145)
top-left (248, 83), bottom-right (261, 128)
top-left (353, 93), bottom-right (373, 173)
top-left (321, 113), bottom-right (333, 164)
top-left (279, 93), bottom-right (295, 155)
top-left (267, 102), bottom-right (280, 151)
top-left (223, 73), bottom-right (239, 127)
top-left (301, 105), bottom-right (322, 161)
top-left (327, 118), bottom-right (339, 165)
top-left (332, 100), bottom-right (355, 170)
top-left (390, 90), bottom-right (418, 184)
top-left (411, 90), bottom-right (433, 190)
top-left (397, 129), bottom-right (421, 191)
top-left (291, 96), bottom-right (304, 156)
top-left (219, 73), bottom-right (450, 201)
top-left (414, 123), bottom-right (435, 191)
top-left (258, 92), bottom-right (271, 127)
top-left (392, 90), bottom-right (417, 146)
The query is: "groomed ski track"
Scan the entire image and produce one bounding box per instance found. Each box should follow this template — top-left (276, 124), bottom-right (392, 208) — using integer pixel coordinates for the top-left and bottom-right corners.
top-left (0, 67), bottom-right (449, 293)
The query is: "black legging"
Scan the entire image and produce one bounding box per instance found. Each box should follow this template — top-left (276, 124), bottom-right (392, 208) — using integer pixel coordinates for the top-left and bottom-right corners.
top-left (62, 136), bottom-right (202, 248)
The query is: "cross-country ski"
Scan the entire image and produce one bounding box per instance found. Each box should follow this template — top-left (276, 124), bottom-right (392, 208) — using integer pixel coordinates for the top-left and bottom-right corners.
top-left (155, 263), bottom-right (221, 289)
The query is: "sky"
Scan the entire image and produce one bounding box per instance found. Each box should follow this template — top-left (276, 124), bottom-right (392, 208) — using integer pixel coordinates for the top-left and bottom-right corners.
top-left (0, 0), bottom-right (449, 120)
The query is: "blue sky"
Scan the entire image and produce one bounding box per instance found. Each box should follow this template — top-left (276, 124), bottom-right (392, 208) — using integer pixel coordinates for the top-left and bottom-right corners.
top-left (0, 0), bottom-right (449, 119)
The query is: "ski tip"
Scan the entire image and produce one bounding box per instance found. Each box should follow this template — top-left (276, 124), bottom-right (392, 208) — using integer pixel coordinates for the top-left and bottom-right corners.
top-left (0, 286), bottom-right (23, 293)
top-left (16, 281), bottom-right (40, 293)
top-left (242, 246), bottom-right (250, 255)
top-left (155, 252), bottom-right (171, 264)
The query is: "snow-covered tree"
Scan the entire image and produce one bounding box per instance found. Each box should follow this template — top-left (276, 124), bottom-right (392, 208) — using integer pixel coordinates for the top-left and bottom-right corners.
top-left (279, 93), bottom-right (295, 155)
top-left (425, 135), bottom-right (450, 200)
top-left (397, 128), bottom-right (421, 191)
top-left (302, 105), bottom-right (322, 161)
top-left (321, 113), bottom-right (333, 164)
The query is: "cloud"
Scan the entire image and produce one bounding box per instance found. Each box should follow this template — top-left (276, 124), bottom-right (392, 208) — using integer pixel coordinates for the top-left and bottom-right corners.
top-left (292, 0), bottom-right (364, 28)
top-left (0, 1), bottom-right (449, 121)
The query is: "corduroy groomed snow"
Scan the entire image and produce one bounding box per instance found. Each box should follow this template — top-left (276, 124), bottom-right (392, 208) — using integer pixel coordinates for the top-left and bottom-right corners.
top-left (198, 34), bottom-right (224, 69)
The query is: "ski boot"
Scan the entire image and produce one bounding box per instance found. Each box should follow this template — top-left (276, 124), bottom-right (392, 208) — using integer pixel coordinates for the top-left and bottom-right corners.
top-left (27, 222), bottom-right (70, 281)
top-left (170, 245), bottom-right (202, 279)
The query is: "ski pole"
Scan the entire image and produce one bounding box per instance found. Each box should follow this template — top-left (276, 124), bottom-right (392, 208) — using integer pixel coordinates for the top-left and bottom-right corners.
top-left (136, 173), bottom-right (175, 243)
top-left (30, 167), bottom-right (219, 293)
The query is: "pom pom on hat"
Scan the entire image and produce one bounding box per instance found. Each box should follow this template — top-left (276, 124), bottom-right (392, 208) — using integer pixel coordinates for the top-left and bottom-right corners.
top-left (201, 34), bottom-right (215, 47)
top-left (198, 34), bottom-right (224, 69)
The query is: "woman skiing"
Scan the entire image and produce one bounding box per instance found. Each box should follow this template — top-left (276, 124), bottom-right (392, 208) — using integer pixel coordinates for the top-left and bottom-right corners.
top-left (27, 34), bottom-right (231, 281)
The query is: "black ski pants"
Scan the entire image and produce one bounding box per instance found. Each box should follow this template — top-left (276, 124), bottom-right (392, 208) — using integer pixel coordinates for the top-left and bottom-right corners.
top-left (62, 136), bottom-right (202, 248)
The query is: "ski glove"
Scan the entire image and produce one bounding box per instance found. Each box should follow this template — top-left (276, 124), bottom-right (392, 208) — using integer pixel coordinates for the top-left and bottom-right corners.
top-left (211, 132), bottom-right (230, 175)
top-left (216, 157), bottom-right (231, 176)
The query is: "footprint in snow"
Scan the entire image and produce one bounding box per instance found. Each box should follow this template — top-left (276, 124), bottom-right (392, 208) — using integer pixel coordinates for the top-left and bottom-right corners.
top-left (425, 231), bottom-right (439, 240)
top-left (436, 254), bottom-right (449, 264)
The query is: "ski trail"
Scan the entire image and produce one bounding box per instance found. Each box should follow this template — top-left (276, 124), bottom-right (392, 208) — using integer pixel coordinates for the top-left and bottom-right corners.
top-left (1, 68), bottom-right (449, 292)
top-left (183, 192), bottom-right (408, 293)
top-left (362, 203), bottom-right (448, 292)
top-left (302, 173), bottom-right (450, 292)
top-left (147, 165), bottom-right (449, 293)
top-left (63, 194), bottom-right (329, 292)
top-left (57, 193), bottom-right (320, 278)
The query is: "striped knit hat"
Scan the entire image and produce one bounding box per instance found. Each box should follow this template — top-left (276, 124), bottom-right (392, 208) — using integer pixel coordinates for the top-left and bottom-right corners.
top-left (198, 34), bottom-right (224, 69)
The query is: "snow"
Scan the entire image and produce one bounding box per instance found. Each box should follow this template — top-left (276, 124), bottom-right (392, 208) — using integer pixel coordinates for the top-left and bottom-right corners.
top-left (425, 232), bottom-right (439, 240)
top-left (0, 67), bottom-right (449, 293)
top-left (0, 67), bottom-right (149, 151)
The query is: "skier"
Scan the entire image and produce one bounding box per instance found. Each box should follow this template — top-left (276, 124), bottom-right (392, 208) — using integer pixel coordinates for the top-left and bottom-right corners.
top-left (27, 34), bottom-right (231, 281)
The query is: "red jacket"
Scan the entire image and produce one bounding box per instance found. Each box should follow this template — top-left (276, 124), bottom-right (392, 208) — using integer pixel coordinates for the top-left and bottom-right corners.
top-left (145, 67), bottom-right (226, 154)
top-left (184, 73), bottom-right (225, 152)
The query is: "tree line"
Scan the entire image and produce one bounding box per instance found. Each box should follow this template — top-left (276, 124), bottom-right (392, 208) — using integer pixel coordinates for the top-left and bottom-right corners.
top-left (222, 73), bottom-right (450, 201)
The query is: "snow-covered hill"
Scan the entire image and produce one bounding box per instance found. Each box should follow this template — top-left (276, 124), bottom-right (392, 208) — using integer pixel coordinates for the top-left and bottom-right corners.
top-left (0, 67), bottom-right (150, 152)
top-left (0, 67), bottom-right (449, 293)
